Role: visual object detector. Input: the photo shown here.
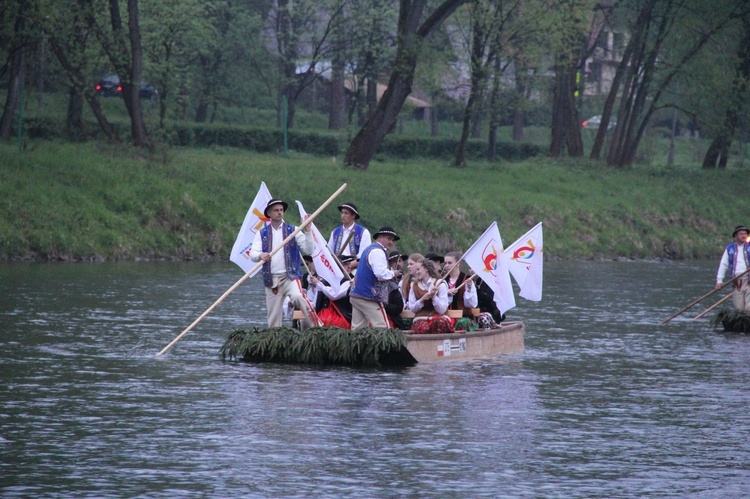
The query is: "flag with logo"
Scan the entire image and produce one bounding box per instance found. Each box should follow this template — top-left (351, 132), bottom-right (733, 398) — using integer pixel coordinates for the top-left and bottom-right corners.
top-left (230, 182), bottom-right (273, 274)
top-left (504, 222), bottom-right (543, 301)
top-left (295, 200), bottom-right (345, 294)
top-left (463, 222), bottom-right (516, 314)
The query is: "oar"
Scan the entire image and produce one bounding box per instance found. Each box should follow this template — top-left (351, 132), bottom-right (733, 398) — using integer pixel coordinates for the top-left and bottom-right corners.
top-left (693, 293), bottom-right (732, 319)
top-left (156, 183), bottom-right (347, 356)
top-left (660, 268), bottom-right (750, 324)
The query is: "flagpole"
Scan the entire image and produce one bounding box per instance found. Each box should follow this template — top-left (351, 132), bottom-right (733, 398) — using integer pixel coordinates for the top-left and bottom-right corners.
top-left (157, 183), bottom-right (347, 356)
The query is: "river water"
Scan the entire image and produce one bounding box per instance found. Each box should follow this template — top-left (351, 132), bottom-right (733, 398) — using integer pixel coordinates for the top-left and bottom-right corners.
top-left (1, 260), bottom-right (749, 497)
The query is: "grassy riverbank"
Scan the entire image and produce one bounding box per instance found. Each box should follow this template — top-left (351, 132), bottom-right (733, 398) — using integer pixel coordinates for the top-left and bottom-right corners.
top-left (0, 140), bottom-right (743, 262)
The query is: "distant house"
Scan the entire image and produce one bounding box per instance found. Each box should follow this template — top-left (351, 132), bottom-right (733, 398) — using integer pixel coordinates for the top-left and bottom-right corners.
top-left (295, 62), bottom-right (432, 119)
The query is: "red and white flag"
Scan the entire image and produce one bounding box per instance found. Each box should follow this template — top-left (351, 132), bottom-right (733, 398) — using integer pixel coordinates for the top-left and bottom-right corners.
top-left (295, 200), bottom-right (345, 294)
top-left (504, 222), bottom-right (543, 301)
top-left (463, 222), bottom-right (516, 314)
top-left (230, 182), bottom-right (273, 274)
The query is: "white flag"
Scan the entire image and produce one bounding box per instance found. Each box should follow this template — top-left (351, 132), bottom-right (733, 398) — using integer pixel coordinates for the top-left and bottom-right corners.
top-left (463, 222), bottom-right (516, 314)
top-left (504, 222), bottom-right (543, 301)
top-left (229, 182), bottom-right (273, 274)
top-left (295, 200), bottom-right (344, 294)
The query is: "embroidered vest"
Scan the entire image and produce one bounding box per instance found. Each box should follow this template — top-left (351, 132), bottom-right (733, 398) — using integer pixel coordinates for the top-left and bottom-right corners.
top-left (448, 272), bottom-right (473, 315)
top-left (726, 243), bottom-right (750, 279)
top-left (412, 280), bottom-right (437, 317)
top-left (259, 222), bottom-right (303, 287)
top-left (332, 224), bottom-right (364, 255)
top-left (350, 243), bottom-right (388, 303)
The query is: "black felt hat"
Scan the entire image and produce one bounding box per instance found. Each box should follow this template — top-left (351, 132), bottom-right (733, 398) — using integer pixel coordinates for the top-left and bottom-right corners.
top-left (337, 202), bottom-right (360, 219)
top-left (388, 250), bottom-right (402, 262)
top-left (425, 252), bottom-right (444, 263)
top-left (373, 226), bottom-right (400, 241)
top-left (733, 225), bottom-right (749, 237)
top-left (264, 199), bottom-right (288, 217)
top-left (339, 254), bottom-right (357, 264)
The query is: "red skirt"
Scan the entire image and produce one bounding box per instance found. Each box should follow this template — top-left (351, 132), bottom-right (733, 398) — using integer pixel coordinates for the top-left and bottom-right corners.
top-left (411, 315), bottom-right (454, 334)
top-left (317, 305), bottom-right (351, 329)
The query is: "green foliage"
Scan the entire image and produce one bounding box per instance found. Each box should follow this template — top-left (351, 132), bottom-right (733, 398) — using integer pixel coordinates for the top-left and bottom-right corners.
top-left (219, 327), bottom-right (409, 367)
top-left (379, 135), bottom-right (544, 161)
top-left (713, 309), bottom-right (750, 333)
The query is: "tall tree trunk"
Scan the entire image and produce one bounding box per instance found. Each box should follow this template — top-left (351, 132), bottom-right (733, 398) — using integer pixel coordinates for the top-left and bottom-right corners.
top-left (124, 0), bottom-right (149, 147)
top-left (455, 12), bottom-right (487, 167)
top-left (0, 8), bottom-right (25, 141)
top-left (550, 61), bottom-right (582, 157)
top-left (328, 39), bottom-right (346, 130)
top-left (511, 51), bottom-right (527, 141)
top-left (703, 17), bottom-right (750, 168)
top-left (344, 0), bottom-right (467, 169)
top-left (66, 87), bottom-right (85, 139)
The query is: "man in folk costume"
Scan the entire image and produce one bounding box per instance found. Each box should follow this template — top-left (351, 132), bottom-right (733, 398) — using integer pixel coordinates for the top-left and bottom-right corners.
top-left (327, 202), bottom-right (372, 269)
top-left (249, 199), bottom-right (318, 327)
top-left (716, 224), bottom-right (750, 311)
top-left (309, 254), bottom-right (356, 328)
top-left (350, 227), bottom-right (402, 329)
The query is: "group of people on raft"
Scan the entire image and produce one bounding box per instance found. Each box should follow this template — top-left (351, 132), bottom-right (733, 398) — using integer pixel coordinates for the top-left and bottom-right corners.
top-left (248, 198), bottom-right (505, 334)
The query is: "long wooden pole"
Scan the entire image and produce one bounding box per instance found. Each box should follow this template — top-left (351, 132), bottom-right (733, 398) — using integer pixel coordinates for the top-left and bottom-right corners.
top-left (660, 268), bottom-right (750, 324)
top-left (693, 293), bottom-right (732, 319)
top-left (156, 183), bottom-right (347, 356)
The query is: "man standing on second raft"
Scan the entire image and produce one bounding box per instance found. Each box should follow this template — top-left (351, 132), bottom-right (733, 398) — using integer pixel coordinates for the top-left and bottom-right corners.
top-left (249, 199), bottom-right (317, 327)
top-left (350, 227), bottom-right (402, 328)
top-left (716, 224), bottom-right (750, 311)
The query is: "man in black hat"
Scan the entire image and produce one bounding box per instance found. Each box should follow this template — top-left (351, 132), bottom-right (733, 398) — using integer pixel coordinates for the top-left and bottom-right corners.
top-left (716, 224), bottom-right (750, 311)
top-left (350, 227), bottom-right (402, 329)
top-left (249, 199), bottom-right (318, 327)
top-left (328, 202), bottom-right (371, 268)
top-left (424, 252), bottom-right (444, 273)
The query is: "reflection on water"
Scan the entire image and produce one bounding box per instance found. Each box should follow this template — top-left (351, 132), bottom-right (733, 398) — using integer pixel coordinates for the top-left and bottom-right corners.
top-left (1, 260), bottom-right (750, 496)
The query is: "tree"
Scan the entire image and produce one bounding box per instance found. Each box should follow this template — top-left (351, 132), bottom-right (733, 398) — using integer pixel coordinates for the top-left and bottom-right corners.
top-left (702, 15), bottom-right (750, 168)
top-left (592, 0), bottom-right (750, 167)
top-left (83, 0), bottom-right (150, 147)
top-left (344, 0), bottom-right (468, 169)
top-left (0, 1), bottom-right (27, 141)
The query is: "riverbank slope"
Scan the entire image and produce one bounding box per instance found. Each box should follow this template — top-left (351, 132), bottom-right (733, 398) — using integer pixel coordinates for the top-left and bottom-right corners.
top-left (0, 141), bottom-right (741, 262)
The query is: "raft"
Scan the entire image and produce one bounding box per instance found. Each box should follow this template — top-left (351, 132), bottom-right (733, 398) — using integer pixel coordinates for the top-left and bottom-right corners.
top-left (220, 321), bottom-right (526, 367)
top-left (713, 309), bottom-right (750, 333)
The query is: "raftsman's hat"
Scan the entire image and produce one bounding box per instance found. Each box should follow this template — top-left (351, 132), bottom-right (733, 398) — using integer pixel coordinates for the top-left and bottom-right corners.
top-left (337, 202), bottom-right (360, 219)
top-left (388, 251), bottom-right (402, 262)
top-left (373, 226), bottom-right (400, 241)
top-left (733, 225), bottom-right (749, 237)
top-left (425, 252), bottom-right (444, 263)
top-left (339, 254), bottom-right (357, 264)
top-left (264, 199), bottom-right (288, 217)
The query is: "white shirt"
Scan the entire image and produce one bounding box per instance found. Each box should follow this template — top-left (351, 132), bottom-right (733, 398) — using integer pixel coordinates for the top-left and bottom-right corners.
top-left (407, 278), bottom-right (449, 314)
top-left (717, 243), bottom-right (749, 284)
top-left (366, 244), bottom-right (395, 281)
top-left (315, 278), bottom-right (351, 301)
top-left (328, 224), bottom-right (372, 258)
top-left (248, 221), bottom-right (313, 275)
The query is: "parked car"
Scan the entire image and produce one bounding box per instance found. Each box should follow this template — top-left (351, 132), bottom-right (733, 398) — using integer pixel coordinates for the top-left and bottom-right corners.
top-left (581, 115), bottom-right (616, 130)
top-left (95, 75), bottom-right (158, 100)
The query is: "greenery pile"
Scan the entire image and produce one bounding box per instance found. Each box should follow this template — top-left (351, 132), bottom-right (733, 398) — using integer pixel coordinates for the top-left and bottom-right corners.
top-left (712, 309), bottom-right (750, 333)
top-left (219, 326), bottom-right (410, 367)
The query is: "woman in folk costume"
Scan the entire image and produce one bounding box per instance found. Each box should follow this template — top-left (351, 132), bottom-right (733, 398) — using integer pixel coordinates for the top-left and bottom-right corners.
top-left (399, 253), bottom-right (424, 304)
top-left (443, 251), bottom-right (478, 324)
top-left (716, 224), bottom-right (750, 311)
top-left (310, 255), bottom-right (356, 328)
top-left (406, 258), bottom-right (452, 334)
